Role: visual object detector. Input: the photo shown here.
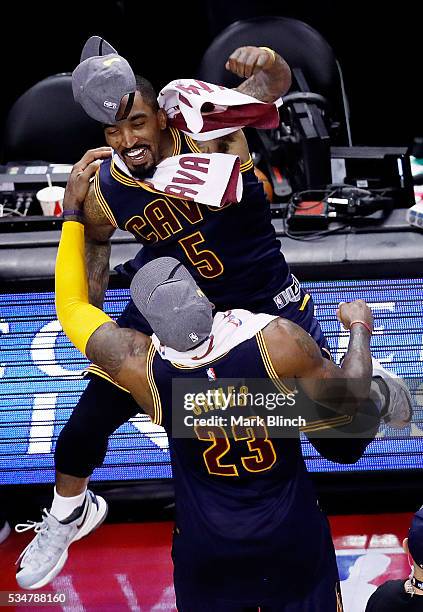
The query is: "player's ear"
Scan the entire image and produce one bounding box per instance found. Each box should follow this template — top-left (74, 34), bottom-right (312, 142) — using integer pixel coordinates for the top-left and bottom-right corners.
top-left (403, 537), bottom-right (409, 554)
top-left (157, 108), bottom-right (167, 130)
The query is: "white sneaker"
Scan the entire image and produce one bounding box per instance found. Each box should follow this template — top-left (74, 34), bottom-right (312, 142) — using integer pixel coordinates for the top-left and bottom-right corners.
top-left (15, 490), bottom-right (107, 589)
top-left (372, 358), bottom-right (413, 429)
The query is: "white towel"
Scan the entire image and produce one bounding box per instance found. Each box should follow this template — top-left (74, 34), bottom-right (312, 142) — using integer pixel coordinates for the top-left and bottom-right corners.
top-left (113, 152), bottom-right (242, 207)
top-left (159, 78), bottom-right (282, 141)
top-left (152, 309), bottom-right (277, 366)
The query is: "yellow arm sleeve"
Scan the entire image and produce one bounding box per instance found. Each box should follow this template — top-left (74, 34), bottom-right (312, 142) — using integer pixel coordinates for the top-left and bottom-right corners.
top-left (55, 221), bottom-right (113, 356)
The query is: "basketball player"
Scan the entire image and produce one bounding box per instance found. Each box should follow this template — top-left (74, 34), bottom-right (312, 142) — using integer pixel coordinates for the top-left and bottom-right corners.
top-left (16, 36), bottom-right (412, 589)
top-left (16, 151), bottom-right (412, 610)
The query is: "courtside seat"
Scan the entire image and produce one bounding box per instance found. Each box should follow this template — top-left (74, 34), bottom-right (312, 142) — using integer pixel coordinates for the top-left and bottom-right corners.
top-left (197, 16), bottom-right (351, 145)
top-left (1, 73), bottom-right (104, 164)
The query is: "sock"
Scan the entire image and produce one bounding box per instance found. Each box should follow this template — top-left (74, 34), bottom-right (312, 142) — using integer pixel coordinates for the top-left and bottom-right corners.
top-left (50, 487), bottom-right (87, 521)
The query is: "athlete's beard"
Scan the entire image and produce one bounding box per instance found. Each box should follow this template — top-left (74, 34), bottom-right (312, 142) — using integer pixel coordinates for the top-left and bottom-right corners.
top-left (130, 163), bottom-right (156, 180)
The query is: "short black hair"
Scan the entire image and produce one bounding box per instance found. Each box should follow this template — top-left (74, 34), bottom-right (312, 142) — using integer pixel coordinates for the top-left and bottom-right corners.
top-left (135, 75), bottom-right (158, 111)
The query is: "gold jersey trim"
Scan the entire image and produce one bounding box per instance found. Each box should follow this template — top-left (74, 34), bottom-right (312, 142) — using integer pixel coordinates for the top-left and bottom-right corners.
top-left (170, 126), bottom-right (182, 156)
top-left (184, 134), bottom-right (201, 153)
top-left (256, 330), bottom-right (294, 395)
top-left (300, 414), bottom-right (353, 432)
top-left (84, 364), bottom-right (130, 393)
top-left (146, 343), bottom-right (162, 425)
top-left (299, 293), bottom-right (311, 311)
top-left (240, 157), bottom-right (254, 172)
top-left (94, 170), bottom-right (118, 228)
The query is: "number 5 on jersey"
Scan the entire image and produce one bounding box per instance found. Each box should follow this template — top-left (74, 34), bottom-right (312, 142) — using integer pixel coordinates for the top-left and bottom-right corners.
top-left (179, 231), bottom-right (224, 279)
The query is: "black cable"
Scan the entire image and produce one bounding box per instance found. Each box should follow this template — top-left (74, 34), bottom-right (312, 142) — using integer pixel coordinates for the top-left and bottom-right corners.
top-left (282, 216), bottom-right (349, 241)
top-left (288, 188), bottom-right (342, 215)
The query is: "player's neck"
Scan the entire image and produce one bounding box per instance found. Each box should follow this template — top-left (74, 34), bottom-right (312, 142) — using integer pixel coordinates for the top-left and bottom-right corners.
top-left (158, 127), bottom-right (176, 162)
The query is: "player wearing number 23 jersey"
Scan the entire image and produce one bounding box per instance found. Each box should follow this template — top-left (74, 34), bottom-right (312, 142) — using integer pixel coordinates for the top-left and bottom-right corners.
top-left (146, 313), bottom-right (341, 611)
top-left (56, 199), bottom-right (364, 609)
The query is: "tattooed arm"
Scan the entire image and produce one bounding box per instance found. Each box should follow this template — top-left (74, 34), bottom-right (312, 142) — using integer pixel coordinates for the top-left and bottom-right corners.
top-left (263, 300), bottom-right (373, 416)
top-left (83, 182), bottom-right (115, 308)
top-left (228, 46), bottom-right (291, 102)
top-left (196, 47), bottom-right (290, 161)
top-left (85, 323), bottom-right (153, 412)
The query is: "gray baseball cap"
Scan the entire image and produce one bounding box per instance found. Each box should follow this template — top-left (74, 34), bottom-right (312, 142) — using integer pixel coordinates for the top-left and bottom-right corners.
top-left (130, 257), bottom-right (214, 352)
top-left (72, 35), bottom-right (136, 125)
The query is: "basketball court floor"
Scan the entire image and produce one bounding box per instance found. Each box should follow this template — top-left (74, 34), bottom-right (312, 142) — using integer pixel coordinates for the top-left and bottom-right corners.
top-left (0, 512), bottom-right (412, 611)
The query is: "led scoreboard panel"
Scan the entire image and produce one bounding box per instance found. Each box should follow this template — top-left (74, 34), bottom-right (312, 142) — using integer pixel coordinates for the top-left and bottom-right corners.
top-left (1, 279), bottom-right (422, 485)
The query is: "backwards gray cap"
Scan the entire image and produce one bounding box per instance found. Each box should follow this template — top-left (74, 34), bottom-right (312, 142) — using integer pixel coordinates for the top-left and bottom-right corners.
top-left (72, 35), bottom-right (136, 125)
top-left (130, 258), bottom-right (213, 352)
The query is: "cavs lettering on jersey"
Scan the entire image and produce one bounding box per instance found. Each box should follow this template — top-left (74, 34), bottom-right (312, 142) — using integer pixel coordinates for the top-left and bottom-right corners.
top-left (146, 331), bottom-right (340, 602)
top-left (94, 127), bottom-right (290, 309)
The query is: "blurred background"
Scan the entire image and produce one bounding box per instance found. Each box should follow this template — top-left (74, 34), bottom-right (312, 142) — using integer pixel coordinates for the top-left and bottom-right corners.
top-left (0, 0), bottom-right (421, 147)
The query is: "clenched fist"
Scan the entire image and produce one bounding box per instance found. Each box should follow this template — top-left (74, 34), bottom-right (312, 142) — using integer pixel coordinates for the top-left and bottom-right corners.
top-left (225, 46), bottom-right (276, 79)
top-left (336, 300), bottom-right (373, 333)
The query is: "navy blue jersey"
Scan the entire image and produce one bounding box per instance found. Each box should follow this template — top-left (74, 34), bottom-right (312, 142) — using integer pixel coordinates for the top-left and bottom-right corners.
top-left (94, 127), bottom-right (290, 310)
top-left (366, 580), bottom-right (422, 611)
top-left (146, 330), bottom-right (339, 603)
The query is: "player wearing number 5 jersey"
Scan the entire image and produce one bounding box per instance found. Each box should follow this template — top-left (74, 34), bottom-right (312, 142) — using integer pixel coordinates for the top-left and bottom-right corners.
top-left (81, 38), bottom-right (299, 372)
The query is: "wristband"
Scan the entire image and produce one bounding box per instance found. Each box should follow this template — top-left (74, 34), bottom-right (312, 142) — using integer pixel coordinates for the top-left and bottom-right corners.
top-left (350, 320), bottom-right (373, 335)
top-left (259, 46), bottom-right (276, 65)
top-left (62, 209), bottom-right (83, 218)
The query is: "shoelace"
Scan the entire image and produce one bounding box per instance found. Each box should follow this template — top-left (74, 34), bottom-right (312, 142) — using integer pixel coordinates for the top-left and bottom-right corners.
top-left (15, 509), bottom-right (68, 566)
top-left (15, 507), bottom-right (51, 535)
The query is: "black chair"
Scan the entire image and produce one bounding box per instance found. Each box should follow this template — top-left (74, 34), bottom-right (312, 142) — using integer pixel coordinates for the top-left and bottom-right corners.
top-left (197, 16), bottom-right (353, 193)
top-left (1, 73), bottom-right (104, 164)
top-left (197, 16), bottom-right (351, 145)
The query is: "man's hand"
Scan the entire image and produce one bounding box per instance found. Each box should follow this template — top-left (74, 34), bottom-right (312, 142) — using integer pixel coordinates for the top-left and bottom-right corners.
top-left (336, 300), bottom-right (373, 333)
top-left (63, 147), bottom-right (112, 213)
top-left (225, 46), bottom-right (275, 79)
top-left (230, 46), bottom-right (291, 102)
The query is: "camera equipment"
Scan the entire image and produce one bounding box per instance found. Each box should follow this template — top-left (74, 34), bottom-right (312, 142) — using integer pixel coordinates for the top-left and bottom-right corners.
top-left (286, 185), bottom-right (395, 231)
